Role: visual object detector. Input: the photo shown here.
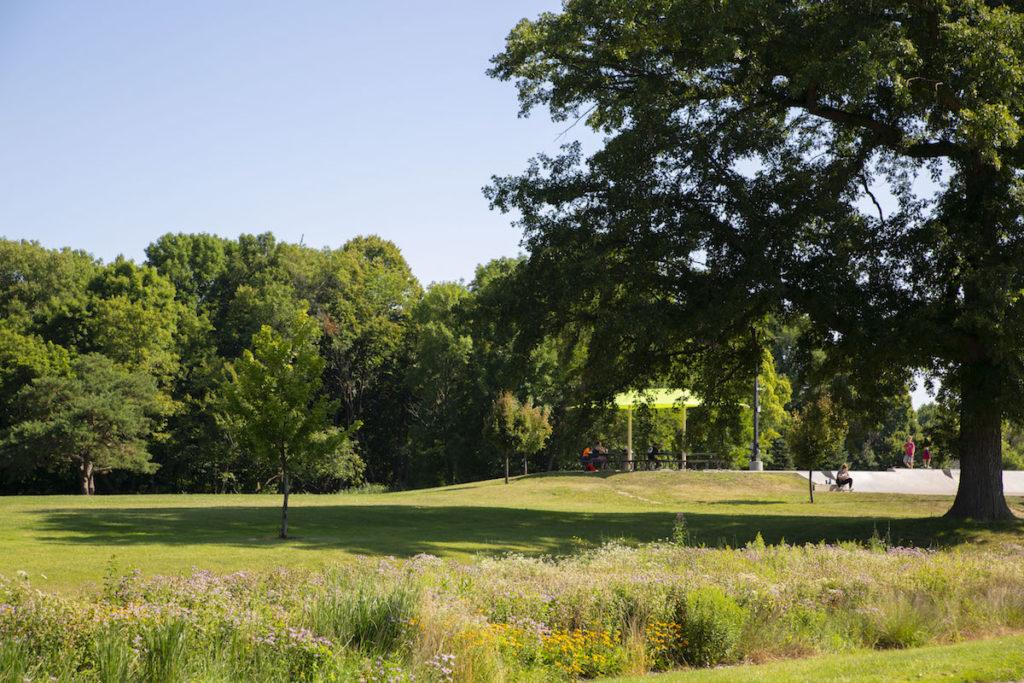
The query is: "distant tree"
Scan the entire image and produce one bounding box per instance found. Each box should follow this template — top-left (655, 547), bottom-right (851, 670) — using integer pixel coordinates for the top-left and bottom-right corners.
top-left (789, 395), bottom-right (848, 503)
top-left (82, 258), bottom-right (184, 384)
top-left (145, 232), bottom-right (229, 309)
top-left (0, 324), bottom-right (72, 428)
top-left (404, 283), bottom-right (478, 485)
top-left (214, 310), bottom-right (362, 538)
top-left (0, 239), bottom-right (97, 335)
top-left (1, 354), bottom-right (164, 494)
top-left (485, 392), bottom-right (553, 484)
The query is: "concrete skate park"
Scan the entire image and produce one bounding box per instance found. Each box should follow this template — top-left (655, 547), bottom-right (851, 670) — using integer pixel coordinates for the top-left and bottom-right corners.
top-left (803, 468), bottom-right (1024, 495)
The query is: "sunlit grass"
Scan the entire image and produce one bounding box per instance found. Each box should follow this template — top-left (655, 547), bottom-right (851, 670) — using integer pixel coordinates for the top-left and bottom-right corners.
top-left (1, 471), bottom-right (1021, 592)
top-left (604, 633), bottom-right (1024, 682)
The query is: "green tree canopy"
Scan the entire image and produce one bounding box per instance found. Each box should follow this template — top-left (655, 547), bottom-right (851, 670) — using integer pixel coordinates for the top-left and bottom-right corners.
top-left (1, 354), bottom-right (164, 494)
top-left (215, 309), bottom-right (362, 538)
top-left (789, 395), bottom-right (849, 503)
top-left (485, 391), bottom-right (553, 483)
top-left (488, 0), bottom-right (1024, 519)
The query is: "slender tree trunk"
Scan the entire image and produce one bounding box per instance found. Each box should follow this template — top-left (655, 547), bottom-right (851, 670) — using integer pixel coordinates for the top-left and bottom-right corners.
top-left (504, 456), bottom-right (509, 485)
top-left (280, 449), bottom-right (290, 539)
top-left (523, 454), bottom-right (528, 476)
top-left (808, 469), bottom-right (814, 504)
top-left (80, 461), bottom-right (93, 496)
top-left (947, 360), bottom-right (1013, 520)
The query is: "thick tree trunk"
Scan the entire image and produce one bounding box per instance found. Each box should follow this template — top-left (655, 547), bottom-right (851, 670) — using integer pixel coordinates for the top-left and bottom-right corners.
top-left (947, 362), bottom-right (1013, 520)
top-left (80, 461), bottom-right (93, 496)
top-left (808, 469), bottom-right (814, 504)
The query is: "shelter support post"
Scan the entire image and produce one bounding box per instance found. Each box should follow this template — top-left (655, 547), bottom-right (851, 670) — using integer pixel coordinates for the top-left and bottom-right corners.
top-left (626, 407), bottom-right (633, 471)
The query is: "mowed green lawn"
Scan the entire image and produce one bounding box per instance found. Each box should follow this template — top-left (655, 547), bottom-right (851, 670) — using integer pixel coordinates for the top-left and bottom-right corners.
top-left (606, 634), bottom-right (1024, 682)
top-left (1, 471), bottom-right (1022, 592)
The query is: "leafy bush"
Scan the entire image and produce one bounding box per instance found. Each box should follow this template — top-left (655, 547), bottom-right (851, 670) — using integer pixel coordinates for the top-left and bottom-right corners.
top-left (303, 579), bottom-right (418, 654)
top-left (91, 627), bottom-right (133, 683)
top-left (139, 618), bottom-right (189, 682)
top-left (539, 628), bottom-right (626, 678)
top-left (679, 586), bottom-right (746, 666)
top-left (869, 602), bottom-right (929, 649)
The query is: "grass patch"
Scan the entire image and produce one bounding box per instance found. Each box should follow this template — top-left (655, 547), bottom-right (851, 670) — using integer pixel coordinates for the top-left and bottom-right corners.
top-left (604, 633), bottom-right (1024, 682)
top-left (0, 472), bottom-right (1022, 591)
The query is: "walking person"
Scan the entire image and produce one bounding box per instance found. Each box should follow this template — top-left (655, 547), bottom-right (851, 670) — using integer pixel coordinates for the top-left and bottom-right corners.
top-left (903, 436), bottom-right (916, 468)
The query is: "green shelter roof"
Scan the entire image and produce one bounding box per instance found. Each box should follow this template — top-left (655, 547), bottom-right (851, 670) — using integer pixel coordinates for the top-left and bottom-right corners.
top-left (612, 389), bottom-right (701, 410)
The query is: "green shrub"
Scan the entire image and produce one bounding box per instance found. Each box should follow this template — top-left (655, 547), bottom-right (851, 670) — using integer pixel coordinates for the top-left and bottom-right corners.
top-left (140, 619), bottom-right (189, 682)
top-left (869, 602), bottom-right (929, 650)
top-left (92, 627), bottom-right (135, 683)
top-left (304, 579), bottom-right (418, 654)
top-left (679, 586), bottom-right (746, 666)
top-left (0, 637), bottom-right (29, 682)
top-left (539, 627), bottom-right (627, 678)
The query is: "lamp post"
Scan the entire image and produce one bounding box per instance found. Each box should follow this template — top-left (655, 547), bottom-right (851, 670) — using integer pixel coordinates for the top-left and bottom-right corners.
top-left (750, 374), bottom-right (763, 471)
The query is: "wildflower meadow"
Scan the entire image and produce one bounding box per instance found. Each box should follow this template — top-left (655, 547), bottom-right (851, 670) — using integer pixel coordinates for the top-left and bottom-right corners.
top-left (3, 536), bottom-right (1024, 681)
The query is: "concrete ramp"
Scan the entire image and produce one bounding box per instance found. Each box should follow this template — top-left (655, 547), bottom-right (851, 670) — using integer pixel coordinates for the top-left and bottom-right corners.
top-left (802, 469), bottom-right (1024, 496)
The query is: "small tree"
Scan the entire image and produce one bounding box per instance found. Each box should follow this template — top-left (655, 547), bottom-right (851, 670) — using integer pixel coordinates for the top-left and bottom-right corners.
top-left (789, 395), bottom-right (848, 503)
top-left (1, 353), bottom-right (163, 494)
top-left (215, 310), bottom-right (362, 538)
top-left (485, 392), bottom-right (552, 484)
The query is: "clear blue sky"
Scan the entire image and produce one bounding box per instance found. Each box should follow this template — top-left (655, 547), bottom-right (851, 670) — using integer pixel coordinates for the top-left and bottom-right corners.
top-left (0, 1), bottom-right (579, 285)
top-left (0, 2), bottom-right (936, 405)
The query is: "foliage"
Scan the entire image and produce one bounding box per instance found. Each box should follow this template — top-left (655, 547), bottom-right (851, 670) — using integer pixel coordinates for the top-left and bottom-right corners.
top-left (487, 0), bottom-right (1024, 519)
top-left (214, 310), bottom-right (362, 536)
top-left (3, 534), bottom-right (1024, 681)
top-left (0, 354), bottom-right (164, 494)
top-left (485, 392), bottom-right (553, 477)
top-left (790, 396), bottom-right (849, 473)
top-left (678, 587), bottom-right (746, 667)
top-left (789, 395), bottom-right (848, 502)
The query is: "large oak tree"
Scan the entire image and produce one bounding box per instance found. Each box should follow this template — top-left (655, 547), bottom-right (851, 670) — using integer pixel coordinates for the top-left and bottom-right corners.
top-left (488, 0), bottom-right (1024, 519)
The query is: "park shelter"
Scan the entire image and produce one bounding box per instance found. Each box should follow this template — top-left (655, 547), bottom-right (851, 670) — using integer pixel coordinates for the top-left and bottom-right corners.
top-left (613, 389), bottom-right (701, 469)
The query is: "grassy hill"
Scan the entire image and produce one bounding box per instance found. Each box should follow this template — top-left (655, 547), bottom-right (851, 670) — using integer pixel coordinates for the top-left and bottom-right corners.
top-left (1, 471), bottom-right (1022, 592)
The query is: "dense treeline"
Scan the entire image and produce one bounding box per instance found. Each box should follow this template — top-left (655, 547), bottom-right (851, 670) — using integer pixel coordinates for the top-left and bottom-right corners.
top-left (0, 234), bottom-right (1015, 495)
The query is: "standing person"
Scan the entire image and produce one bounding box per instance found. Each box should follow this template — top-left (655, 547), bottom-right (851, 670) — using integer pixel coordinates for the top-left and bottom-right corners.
top-left (922, 446), bottom-right (932, 469)
top-left (903, 436), bottom-right (916, 469)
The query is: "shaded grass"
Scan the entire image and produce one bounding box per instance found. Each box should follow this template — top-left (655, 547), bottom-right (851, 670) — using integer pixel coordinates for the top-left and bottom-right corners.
top-left (605, 633), bottom-right (1024, 682)
top-left (0, 471), bottom-right (1021, 591)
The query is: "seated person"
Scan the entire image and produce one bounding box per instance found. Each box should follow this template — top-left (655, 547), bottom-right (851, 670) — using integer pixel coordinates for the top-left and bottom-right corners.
top-left (835, 463), bottom-right (853, 490)
top-left (647, 442), bottom-right (661, 469)
top-left (591, 440), bottom-right (609, 467)
top-left (580, 446), bottom-right (596, 471)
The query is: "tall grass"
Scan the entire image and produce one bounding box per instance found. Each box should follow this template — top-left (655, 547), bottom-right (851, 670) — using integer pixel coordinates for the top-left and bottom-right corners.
top-left (303, 576), bottom-right (418, 653)
top-left (2, 539), bottom-right (1024, 680)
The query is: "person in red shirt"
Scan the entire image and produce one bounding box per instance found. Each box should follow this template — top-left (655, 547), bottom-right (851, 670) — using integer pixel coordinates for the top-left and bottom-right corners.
top-left (903, 437), bottom-right (916, 468)
top-left (922, 446), bottom-right (932, 469)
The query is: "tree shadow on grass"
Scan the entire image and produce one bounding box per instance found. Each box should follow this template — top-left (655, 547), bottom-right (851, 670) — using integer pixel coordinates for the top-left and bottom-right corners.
top-left (31, 504), bottom-right (1024, 557)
